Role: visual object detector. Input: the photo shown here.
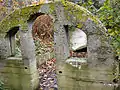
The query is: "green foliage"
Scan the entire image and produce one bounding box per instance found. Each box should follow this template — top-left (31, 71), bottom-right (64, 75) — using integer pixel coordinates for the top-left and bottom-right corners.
top-left (78, 0), bottom-right (98, 14)
top-left (97, 0), bottom-right (120, 56)
top-left (78, 0), bottom-right (120, 56)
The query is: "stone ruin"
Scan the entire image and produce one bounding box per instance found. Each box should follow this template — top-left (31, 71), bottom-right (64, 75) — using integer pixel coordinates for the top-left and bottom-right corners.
top-left (0, 1), bottom-right (118, 90)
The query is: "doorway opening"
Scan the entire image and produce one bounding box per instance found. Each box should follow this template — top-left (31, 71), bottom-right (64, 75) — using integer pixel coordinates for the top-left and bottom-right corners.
top-left (32, 14), bottom-right (57, 90)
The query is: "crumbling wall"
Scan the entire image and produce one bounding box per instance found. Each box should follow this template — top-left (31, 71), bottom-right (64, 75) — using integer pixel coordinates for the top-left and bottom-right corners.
top-left (0, 1), bottom-right (116, 90)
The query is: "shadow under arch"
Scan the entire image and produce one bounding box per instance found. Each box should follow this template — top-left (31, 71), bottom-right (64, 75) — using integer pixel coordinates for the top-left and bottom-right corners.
top-left (27, 12), bottom-right (45, 22)
top-left (5, 26), bottom-right (20, 56)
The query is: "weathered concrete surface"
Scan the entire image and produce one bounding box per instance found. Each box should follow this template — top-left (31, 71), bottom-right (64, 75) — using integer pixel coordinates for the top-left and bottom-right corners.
top-left (0, 1), bottom-right (117, 90)
top-left (57, 63), bottom-right (115, 90)
top-left (0, 24), bottom-right (39, 89)
top-left (0, 57), bottom-right (38, 90)
top-left (0, 38), bottom-right (11, 59)
top-left (19, 28), bottom-right (39, 90)
top-left (56, 19), bottom-right (116, 90)
top-left (53, 1), bottom-right (116, 90)
top-left (83, 19), bottom-right (115, 70)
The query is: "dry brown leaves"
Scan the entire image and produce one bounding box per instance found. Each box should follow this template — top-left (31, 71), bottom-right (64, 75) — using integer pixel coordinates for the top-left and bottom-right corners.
top-left (32, 14), bottom-right (54, 46)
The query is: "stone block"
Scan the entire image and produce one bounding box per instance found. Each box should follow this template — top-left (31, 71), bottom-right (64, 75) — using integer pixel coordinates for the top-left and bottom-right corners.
top-left (0, 57), bottom-right (39, 90)
top-left (57, 63), bottom-right (114, 90)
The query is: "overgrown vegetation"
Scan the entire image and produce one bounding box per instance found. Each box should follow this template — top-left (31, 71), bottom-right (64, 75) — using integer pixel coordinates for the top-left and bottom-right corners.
top-left (0, 0), bottom-right (119, 56)
top-left (76, 0), bottom-right (120, 56)
top-left (98, 0), bottom-right (120, 56)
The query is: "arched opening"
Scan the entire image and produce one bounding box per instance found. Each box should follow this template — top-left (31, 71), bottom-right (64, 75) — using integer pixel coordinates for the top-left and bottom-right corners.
top-left (32, 14), bottom-right (54, 64)
top-left (64, 25), bottom-right (88, 69)
top-left (32, 14), bottom-right (56, 89)
top-left (6, 26), bottom-right (21, 57)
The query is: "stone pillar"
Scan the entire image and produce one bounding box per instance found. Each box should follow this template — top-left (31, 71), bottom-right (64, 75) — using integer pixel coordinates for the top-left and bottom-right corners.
top-left (54, 2), bottom-right (70, 89)
top-left (19, 25), bottom-right (39, 90)
top-left (54, 2), bottom-right (70, 66)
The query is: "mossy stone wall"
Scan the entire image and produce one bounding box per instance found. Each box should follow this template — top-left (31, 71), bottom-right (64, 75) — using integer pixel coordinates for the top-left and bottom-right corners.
top-left (0, 1), bottom-right (116, 90)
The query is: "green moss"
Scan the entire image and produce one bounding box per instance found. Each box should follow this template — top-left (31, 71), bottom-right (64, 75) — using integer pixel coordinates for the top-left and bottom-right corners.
top-left (0, 1), bottom-right (106, 36)
top-left (0, 2), bottom-right (57, 34)
top-left (49, 3), bottom-right (55, 15)
top-left (0, 5), bottom-right (41, 34)
top-left (63, 1), bottom-right (99, 28)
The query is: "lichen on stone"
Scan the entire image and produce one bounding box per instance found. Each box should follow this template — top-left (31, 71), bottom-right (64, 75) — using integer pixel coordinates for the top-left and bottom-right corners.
top-left (0, 1), bottom-right (107, 37)
top-left (49, 3), bottom-right (55, 15)
top-left (63, 1), bottom-right (99, 28)
top-left (0, 5), bottom-right (41, 34)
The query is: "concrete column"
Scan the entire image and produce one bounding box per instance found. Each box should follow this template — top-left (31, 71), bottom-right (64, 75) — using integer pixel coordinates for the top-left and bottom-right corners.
top-left (19, 25), bottom-right (39, 90)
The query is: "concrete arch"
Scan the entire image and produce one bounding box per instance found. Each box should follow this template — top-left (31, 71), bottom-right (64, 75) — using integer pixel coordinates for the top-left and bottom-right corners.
top-left (0, 1), bottom-right (107, 35)
top-left (0, 1), bottom-right (116, 90)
